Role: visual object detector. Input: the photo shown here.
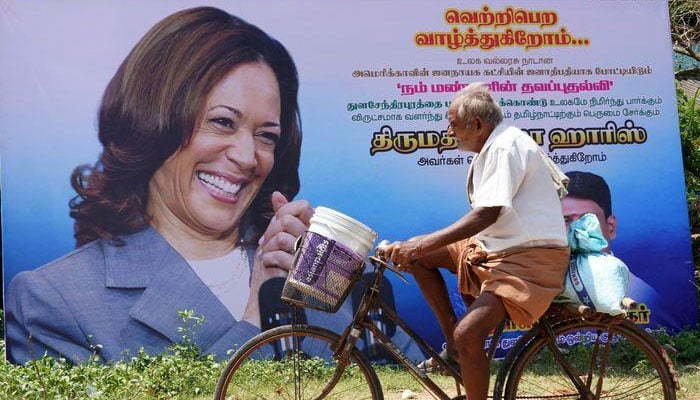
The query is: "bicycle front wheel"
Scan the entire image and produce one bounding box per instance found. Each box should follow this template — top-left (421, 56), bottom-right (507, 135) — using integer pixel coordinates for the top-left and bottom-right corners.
top-left (214, 324), bottom-right (383, 400)
top-left (502, 318), bottom-right (677, 400)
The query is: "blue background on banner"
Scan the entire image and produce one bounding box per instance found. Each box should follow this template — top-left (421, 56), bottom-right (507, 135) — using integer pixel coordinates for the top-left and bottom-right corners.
top-left (1, 0), bottom-right (697, 354)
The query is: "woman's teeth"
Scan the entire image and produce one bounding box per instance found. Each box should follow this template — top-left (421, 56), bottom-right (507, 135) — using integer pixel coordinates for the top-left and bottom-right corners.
top-left (197, 172), bottom-right (241, 196)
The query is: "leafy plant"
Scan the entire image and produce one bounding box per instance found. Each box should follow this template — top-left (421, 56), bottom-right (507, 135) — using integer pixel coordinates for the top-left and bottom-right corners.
top-left (2, 313), bottom-right (700, 398)
top-left (677, 87), bottom-right (700, 190)
top-left (656, 328), bottom-right (700, 365)
top-left (0, 310), bottom-right (224, 400)
top-left (676, 85), bottom-right (700, 295)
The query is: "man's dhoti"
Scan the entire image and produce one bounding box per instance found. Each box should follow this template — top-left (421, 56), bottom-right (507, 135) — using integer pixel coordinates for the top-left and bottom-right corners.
top-left (447, 237), bottom-right (569, 326)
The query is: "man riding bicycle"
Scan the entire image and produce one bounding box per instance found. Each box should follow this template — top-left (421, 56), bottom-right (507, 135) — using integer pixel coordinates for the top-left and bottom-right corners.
top-left (382, 82), bottom-right (569, 400)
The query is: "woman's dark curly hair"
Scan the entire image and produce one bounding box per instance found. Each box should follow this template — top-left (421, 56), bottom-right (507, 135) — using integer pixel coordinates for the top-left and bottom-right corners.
top-left (70, 7), bottom-right (301, 246)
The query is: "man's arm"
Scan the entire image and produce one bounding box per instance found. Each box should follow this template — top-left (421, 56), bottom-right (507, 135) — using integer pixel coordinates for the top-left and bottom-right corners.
top-left (385, 206), bottom-right (501, 267)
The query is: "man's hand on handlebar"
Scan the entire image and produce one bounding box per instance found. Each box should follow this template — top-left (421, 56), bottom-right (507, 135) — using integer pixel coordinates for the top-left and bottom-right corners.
top-left (376, 237), bottom-right (425, 271)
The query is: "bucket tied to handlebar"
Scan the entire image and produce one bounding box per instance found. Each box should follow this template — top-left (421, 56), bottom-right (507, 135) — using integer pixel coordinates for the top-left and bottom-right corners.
top-left (281, 207), bottom-right (377, 313)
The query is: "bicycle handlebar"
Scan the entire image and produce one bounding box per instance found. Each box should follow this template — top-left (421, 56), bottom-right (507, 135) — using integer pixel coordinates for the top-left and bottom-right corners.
top-left (370, 240), bottom-right (410, 284)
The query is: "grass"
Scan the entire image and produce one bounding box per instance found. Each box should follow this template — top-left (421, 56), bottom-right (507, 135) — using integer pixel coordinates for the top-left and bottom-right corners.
top-left (3, 314), bottom-right (700, 400)
top-left (1, 332), bottom-right (700, 399)
top-left (375, 366), bottom-right (700, 400)
top-left (374, 367), bottom-right (700, 400)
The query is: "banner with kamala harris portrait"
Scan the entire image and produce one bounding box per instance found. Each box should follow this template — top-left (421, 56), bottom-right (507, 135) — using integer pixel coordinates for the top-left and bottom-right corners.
top-left (1, 0), bottom-right (695, 360)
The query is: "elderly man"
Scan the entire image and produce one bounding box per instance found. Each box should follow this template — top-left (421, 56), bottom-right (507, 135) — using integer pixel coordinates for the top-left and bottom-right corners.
top-left (383, 83), bottom-right (569, 400)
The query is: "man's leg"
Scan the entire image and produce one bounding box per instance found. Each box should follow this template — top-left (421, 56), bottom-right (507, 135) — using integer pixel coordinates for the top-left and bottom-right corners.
top-left (409, 247), bottom-right (459, 353)
top-left (453, 291), bottom-right (507, 400)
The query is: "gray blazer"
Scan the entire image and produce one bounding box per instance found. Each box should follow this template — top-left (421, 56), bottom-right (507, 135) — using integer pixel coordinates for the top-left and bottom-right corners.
top-left (6, 227), bottom-right (422, 364)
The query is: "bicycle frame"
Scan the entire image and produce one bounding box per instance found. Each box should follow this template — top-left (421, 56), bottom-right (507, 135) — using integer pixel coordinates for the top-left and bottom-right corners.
top-left (214, 251), bottom-right (679, 400)
top-left (272, 255), bottom-right (678, 400)
top-left (331, 256), bottom-right (505, 400)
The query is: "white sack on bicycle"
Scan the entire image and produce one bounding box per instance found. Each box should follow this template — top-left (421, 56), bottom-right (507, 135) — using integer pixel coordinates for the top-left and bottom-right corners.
top-left (555, 213), bottom-right (630, 315)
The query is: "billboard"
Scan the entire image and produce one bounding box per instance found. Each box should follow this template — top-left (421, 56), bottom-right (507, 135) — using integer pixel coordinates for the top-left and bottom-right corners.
top-left (1, 0), bottom-right (695, 363)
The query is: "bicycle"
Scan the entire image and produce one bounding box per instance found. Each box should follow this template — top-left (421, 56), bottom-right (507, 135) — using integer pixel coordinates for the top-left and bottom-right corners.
top-left (214, 244), bottom-right (679, 400)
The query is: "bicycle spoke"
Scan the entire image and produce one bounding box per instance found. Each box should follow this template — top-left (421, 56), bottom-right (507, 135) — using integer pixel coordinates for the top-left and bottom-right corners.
top-left (593, 325), bottom-right (614, 398)
top-left (228, 382), bottom-right (273, 400)
top-left (530, 368), bottom-right (578, 395)
top-left (603, 373), bottom-right (636, 397)
top-left (542, 325), bottom-right (592, 397)
top-left (508, 377), bottom-right (577, 398)
top-left (600, 376), bottom-right (667, 399)
top-left (215, 325), bottom-right (382, 400)
top-left (585, 328), bottom-right (603, 389)
top-left (501, 318), bottom-right (675, 400)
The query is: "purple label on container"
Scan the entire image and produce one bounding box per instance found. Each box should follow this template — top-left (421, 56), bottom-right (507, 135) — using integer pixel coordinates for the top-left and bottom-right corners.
top-left (296, 233), bottom-right (332, 285)
top-left (291, 231), bottom-right (363, 289)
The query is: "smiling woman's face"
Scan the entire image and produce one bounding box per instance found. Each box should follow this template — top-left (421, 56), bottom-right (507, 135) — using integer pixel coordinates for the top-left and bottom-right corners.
top-left (148, 62), bottom-right (281, 241)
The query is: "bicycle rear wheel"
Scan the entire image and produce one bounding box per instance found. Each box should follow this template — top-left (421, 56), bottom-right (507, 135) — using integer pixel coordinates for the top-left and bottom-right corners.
top-left (502, 318), bottom-right (676, 400)
top-left (214, 324), bottom-right (383, 400)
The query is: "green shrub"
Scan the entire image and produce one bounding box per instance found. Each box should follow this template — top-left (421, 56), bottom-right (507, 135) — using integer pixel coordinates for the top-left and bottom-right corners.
top-left (655, 328), bottom-right (700, 365)
top-left (1, 310), bottom-right (700, 399)
top-left (0, 310), bottom-right (224, 400)
top-left (676, 86), bottom-right (700, 251)
top-left (676, 85), bottom-right (700, 314)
